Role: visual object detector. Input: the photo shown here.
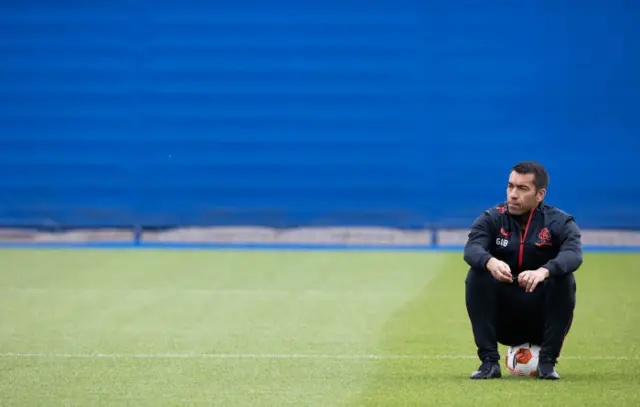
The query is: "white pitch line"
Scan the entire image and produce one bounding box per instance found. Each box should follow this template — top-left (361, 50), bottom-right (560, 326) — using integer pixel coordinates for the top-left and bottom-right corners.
top-left (0, 353), bottom-right (637, 361)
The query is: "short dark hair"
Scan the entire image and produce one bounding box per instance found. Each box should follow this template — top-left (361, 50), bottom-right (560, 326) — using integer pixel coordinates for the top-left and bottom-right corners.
top-left (512, 161), bottom-right (549, 191)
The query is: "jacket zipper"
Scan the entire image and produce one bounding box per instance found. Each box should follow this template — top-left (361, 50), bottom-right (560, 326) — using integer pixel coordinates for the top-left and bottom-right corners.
top-left (518, 209), bottom-right (535, 270)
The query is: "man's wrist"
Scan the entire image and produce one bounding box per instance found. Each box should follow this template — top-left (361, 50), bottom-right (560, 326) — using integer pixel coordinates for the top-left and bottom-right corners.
top-left (538, 267), bottom-right (550, 278)
top-left (484, 256), bottom-right (495, 270)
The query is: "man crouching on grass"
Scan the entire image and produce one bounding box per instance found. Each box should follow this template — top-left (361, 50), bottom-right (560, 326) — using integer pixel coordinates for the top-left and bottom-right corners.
top-left (463, 161), bottom-right (583, 380)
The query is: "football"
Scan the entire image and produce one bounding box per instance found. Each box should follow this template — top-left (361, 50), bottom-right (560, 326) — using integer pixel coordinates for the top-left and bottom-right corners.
top-left (505, 343), bottom-right (540, 376)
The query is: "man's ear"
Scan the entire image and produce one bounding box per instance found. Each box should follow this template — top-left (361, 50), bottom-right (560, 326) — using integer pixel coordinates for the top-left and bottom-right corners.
top-left (536, 188), bottom-right (546, 203)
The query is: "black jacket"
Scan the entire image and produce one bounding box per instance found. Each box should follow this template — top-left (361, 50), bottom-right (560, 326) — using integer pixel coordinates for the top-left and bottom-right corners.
top-left (463, 202), bottom-right (583, 277)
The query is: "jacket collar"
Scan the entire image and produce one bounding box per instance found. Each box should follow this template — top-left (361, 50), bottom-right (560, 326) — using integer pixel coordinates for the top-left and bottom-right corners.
top-left (506, 201), bottom-right (545, 219)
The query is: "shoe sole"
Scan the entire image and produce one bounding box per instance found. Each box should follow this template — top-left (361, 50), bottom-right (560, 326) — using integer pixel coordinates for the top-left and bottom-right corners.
top-left (470, 374), bottom-right (502, 380)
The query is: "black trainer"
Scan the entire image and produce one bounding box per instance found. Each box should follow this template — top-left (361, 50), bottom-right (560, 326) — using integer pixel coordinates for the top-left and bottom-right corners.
top-left (470, 361), bottom-right (502, 379)
top-left (536, 362), bottom-right (560, 380)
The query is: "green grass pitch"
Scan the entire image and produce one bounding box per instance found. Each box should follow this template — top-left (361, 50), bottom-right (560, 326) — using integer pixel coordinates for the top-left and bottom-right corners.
top-left (0, 248), bottom-right (639, 406)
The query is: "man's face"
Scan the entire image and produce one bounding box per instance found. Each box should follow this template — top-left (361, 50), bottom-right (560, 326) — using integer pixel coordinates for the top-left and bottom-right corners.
top-left (507, 171), bottom-right (545, 215)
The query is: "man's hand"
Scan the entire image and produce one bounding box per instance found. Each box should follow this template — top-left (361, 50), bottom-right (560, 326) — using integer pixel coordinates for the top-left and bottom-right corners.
top-left (486, 257), bottom-right (512, 283)
top-left (518, 268), bottom-right (550, 292)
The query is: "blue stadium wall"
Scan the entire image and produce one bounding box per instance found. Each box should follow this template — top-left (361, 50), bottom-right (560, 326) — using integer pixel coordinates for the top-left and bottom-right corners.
top-left (0, 1), bottom-right (638, 230)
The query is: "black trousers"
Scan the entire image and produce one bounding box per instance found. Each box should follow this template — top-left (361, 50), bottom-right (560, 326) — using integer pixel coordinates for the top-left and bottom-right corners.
top-left (465, 268), bottom-right (576, 364)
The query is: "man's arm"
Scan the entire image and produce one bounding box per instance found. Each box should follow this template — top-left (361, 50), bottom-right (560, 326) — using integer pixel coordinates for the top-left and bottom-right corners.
top-left (542, 218), bottom-right (583, 277)
top-left (463, 211), bottom-right (495, 271)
